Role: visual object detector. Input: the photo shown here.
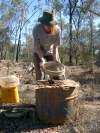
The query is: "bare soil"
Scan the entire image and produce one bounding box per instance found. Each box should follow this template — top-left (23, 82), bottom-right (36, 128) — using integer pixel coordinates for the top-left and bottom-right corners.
top-left (0, 60), bottom-right (100, 133)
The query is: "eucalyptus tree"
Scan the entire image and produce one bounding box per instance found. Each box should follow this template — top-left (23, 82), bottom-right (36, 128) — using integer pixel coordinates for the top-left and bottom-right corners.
top-left (0, 26), bottom-right (11, 60)
top-left (0, 1), bottom-right (11, 60)
top-left (0, 0), bottom-right (27, 61)
top-left (0, 29), bottom-right (10, 60)
top-left (0, 0), bottom-right (41, 62)
top-left (65, 0), bottom-right (100, 64)
top-left (9, 0), bottom-right (29, 62)
top-left (76, 0), bottom-right (100, 57)
top-left (86, 0), bottom-right (100, 57)
top-left (21, 34), bottom-right (34, 61)
top-left (14, 0), bottom-right (42, 62)
top-left (67, 0), bottom-right (78, 64)
top-left (70, 0), bottom-right (89, 65)
top-left (94, 23), bottom-right (100, 66)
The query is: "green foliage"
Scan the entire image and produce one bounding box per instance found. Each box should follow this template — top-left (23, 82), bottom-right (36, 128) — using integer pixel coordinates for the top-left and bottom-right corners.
top-left (95, 55), bottom-right (100, 67)
top-left (20, 48), bottom-right (33, 62)
top-left (6, 44), bottom-right (15, 60)
top-left (11, 0), bottom-right (22, 5)
top-left (0, 0), bottom-right (100, 64)
top-left (95, 44), bottom-right (100, 67)
top-left (59, 44), bottom-right (68, 65)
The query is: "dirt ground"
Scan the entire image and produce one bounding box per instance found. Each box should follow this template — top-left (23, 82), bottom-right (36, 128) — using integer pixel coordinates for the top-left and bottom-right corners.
top-left (0, 60), bottom-right (100, 133)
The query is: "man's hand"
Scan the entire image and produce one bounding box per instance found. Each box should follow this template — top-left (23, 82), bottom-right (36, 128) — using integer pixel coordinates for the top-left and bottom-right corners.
top-left (40, 58), bottom-right (45, 67)
top-left (53, 44), bottom-right (61, 63)
top-left (36, 45), bottom-right (45, 67)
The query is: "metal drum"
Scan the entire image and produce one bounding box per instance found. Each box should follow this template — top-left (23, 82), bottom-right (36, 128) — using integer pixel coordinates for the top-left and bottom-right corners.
top-left (36, 80), bottom-right (80, 124)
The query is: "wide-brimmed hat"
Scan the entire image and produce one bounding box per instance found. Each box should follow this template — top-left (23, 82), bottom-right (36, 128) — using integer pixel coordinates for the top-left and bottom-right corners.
top-left (38, 9), bottom-right (58, 26)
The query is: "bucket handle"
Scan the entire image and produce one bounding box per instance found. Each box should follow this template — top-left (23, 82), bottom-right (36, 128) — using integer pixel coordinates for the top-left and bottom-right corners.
top-left (65, 95), bottom-right (78, 100)
top-left (63, 86), bottom-right (75, 90)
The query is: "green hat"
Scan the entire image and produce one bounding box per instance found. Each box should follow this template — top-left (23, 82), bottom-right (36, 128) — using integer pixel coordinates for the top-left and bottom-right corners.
top-left (38, 9), bottom-right (58, 26)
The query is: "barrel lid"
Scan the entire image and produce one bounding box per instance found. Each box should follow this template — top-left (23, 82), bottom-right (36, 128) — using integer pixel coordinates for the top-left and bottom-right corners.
top-left (36, 79), bottom-right (80, 88)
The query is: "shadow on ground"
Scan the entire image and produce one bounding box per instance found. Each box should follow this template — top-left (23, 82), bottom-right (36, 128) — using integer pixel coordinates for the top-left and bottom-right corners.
top-left (0, 104), bottom-right (58, 133)
top-left (84, 96), bottom-right (100, 102)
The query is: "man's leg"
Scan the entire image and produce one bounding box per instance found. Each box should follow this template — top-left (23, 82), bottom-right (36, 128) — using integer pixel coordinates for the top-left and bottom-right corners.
top-left (33, 53), bottom-right (44, 80)
top-left (45, 55), bottom-right (54, 61)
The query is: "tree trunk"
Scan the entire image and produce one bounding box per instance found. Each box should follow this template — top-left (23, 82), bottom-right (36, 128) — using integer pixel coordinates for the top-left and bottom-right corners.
top-left (16, 28), bottom-right (21, 62)
top-left (69, 3), bottom-right (73, 65)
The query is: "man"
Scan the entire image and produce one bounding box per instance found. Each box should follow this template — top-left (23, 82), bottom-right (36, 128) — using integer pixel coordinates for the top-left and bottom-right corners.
top-left (32, 9), bottom-right (61, 80)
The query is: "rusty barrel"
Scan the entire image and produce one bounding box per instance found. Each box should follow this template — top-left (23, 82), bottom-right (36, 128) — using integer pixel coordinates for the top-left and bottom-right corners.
top-left (36, 79), bottom-right (80, 124)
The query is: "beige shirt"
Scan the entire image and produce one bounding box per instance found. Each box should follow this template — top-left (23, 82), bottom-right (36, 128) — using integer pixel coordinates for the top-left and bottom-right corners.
top-left (33, 23), bottom-right (61, 56)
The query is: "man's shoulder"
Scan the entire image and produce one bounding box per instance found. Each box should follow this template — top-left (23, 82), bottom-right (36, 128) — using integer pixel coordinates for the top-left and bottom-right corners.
top-left (33, 23), bottom-right (42, 31)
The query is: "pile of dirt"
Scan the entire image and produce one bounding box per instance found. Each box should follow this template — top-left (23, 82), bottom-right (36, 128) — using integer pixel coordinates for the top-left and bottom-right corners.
top-left (38, 80), bottom-right (65, 86)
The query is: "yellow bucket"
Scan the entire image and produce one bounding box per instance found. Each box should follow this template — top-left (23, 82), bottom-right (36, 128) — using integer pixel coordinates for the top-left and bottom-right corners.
top-left (1, 87), bottom-right (19, 103)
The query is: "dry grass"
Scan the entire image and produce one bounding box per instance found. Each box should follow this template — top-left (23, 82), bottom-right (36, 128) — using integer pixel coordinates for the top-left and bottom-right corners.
top-left (0, 61), bottom-right (100, 133)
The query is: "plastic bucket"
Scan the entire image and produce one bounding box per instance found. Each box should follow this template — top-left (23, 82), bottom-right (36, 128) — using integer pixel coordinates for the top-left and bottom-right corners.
top-left (1, 87), bottom-right (19, 103)
top-left (0, 76), bottom-right (19, 88)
